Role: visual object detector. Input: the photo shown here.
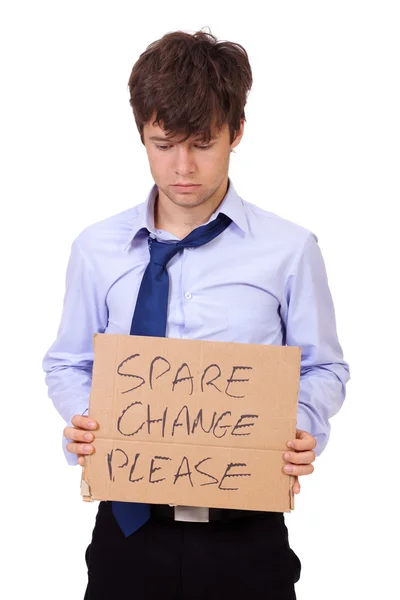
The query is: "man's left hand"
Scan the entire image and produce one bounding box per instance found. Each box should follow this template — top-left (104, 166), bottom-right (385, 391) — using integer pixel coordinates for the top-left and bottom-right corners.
top-left (283, 429), bottom-right (317, 495)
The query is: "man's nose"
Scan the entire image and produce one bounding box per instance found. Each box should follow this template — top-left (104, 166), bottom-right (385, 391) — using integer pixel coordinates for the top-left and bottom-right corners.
top-left (174, 147), bottom-right (196, 175)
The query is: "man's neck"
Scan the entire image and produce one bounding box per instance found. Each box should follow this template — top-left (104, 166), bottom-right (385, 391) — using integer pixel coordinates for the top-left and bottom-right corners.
top-left (154, 179), bottom-right (229, 239)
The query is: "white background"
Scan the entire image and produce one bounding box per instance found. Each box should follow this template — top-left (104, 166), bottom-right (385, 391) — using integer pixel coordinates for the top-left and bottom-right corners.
top-left (1, 1), bottom-right (399, 598)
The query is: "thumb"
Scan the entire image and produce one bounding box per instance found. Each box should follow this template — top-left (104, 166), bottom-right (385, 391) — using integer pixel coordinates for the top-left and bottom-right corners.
top-left (292, 476), bottom-right (301, 494)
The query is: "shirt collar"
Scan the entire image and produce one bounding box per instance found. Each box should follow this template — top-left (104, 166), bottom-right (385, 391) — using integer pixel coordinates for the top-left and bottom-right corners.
top-left (124, 177), bottom-right (248, 250)
top-left (210, 178), bottom-right (249, 234)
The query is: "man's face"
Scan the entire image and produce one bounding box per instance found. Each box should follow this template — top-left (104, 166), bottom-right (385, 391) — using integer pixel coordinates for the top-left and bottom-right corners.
top-left (142, 115), bottom-right (244, 210)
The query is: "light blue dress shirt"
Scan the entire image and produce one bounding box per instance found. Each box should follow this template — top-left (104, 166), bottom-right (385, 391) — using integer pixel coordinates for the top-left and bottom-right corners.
top-left (43, 178), bottom-right (350, 464)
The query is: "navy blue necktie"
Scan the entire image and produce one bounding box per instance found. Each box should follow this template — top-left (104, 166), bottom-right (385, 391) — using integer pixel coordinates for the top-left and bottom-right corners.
top-left (112, 212), bottom-right (232, 536)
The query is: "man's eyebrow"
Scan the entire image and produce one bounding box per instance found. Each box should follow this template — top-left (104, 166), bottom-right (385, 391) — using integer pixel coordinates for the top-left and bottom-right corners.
top-left (149, 136), bottom-right (173, 142)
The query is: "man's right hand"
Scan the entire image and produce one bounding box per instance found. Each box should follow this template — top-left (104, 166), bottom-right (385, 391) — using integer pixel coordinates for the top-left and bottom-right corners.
top-left (64, 415), bottom-right (98, 467)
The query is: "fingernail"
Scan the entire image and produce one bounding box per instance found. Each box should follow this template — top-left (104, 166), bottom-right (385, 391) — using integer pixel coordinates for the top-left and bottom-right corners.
top-left (84, 433), bottom-right (92, 441)
top-left (287, 441), bottom-right (294, 448)
top-left (88, 421), bottom-right (96, 429)
top-left (284, 464), bottom-right (293, 473)
top-left (83, 445), bottom-right (92, 453)
top-left (284, 453), bottom-right (291, 461)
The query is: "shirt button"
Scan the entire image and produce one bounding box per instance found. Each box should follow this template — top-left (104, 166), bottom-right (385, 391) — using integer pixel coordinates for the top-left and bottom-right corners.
top-left (184, 292), bottom-right (192, 299)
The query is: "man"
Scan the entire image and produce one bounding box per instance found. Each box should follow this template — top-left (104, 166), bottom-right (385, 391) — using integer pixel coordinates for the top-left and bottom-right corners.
top-left (43, 29), bottom-right (350, 599)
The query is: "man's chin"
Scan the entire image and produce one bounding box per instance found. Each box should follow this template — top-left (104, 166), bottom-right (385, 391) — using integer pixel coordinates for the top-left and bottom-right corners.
top-left (169, 191), bottom-right (206, 207)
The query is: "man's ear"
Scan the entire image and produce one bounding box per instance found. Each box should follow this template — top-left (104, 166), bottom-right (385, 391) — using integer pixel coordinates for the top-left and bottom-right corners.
top-left (231, 119), bottom-right (245, 151)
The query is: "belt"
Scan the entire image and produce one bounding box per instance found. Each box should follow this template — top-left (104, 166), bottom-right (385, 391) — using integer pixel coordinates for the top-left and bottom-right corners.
top-left (150, 504), bottom-right (275, 522)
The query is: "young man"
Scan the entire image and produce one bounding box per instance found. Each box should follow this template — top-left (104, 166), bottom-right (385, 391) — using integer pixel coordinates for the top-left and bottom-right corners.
top-left (43, 29), bottom-right (350, 599)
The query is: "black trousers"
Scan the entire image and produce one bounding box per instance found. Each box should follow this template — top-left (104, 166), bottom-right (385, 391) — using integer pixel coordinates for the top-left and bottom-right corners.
top-left (84, 501), bottom-right (301, 600)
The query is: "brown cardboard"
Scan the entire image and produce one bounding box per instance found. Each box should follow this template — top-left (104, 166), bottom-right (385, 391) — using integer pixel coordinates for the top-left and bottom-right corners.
top-left (82, 333), bottom-right (301, 512)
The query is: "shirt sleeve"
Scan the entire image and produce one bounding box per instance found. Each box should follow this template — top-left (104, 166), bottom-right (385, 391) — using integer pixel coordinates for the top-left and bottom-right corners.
top-left (282, 232), bottom-right (350, 456)
top-left (42, 237), bottom-right (108, 465)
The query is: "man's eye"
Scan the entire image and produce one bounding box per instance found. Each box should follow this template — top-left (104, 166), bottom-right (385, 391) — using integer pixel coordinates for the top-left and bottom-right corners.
top-left (155, 143), bottom-right (212, 151)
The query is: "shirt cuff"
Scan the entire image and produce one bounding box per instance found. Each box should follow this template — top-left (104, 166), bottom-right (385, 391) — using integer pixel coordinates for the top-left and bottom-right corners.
top-left (296, 407), bottom-right (328, 457)
top-left (63, 406), bottom-right (89, 466)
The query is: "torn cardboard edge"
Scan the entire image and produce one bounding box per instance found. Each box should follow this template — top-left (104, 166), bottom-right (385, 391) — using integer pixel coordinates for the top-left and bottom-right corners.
top-left (81, 473), bottom-right (92, 503)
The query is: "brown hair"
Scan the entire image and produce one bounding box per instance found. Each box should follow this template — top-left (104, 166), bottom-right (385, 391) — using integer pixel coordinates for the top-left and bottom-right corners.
top-left (128, 28), bottom-right (253, 145)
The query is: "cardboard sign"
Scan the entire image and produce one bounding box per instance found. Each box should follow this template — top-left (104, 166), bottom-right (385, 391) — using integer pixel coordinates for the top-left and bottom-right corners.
top-left (81, 334), bottom-right (301, 512)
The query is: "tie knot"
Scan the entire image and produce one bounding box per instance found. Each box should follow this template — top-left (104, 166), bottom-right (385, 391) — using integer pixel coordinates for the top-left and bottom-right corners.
top-left (149, 238), bottom-right (181, 268)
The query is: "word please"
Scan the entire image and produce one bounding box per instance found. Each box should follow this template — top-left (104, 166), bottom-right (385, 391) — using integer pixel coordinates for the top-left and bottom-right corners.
top-left (107, 450), bottom-right (251, 491)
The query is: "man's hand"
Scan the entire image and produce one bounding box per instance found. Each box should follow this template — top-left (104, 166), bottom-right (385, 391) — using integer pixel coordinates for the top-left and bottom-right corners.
top-left (283, 429), bottom-right (317, 495)
top-left (64, 415), bottom-right (98, 467)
